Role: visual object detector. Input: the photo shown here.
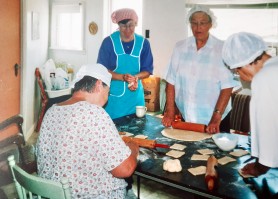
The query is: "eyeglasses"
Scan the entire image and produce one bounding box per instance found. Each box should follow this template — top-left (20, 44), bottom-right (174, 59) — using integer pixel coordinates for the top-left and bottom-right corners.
top-left (224, 62), bottom-right (241, 76)
top-left (119, 23), bottom-right (136, 30)
top-left (231, 68), bottom-right (239, 75)
top-left (190, 21), bottom-right (210, 28)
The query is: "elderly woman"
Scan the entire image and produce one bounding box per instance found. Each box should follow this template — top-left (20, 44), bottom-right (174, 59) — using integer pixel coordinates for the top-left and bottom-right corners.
top-left (222, 32), bottom-right (278, 178)
top-left (97, 8), bottom-right (153, 119)
top-left (36, 64), bottom-right (139, 198)
top-left (162, 5), bottom-right (239, 133)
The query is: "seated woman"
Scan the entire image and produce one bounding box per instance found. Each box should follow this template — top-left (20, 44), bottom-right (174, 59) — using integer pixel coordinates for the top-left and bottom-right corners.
top-left (36, 63), bottom-right (139, 199)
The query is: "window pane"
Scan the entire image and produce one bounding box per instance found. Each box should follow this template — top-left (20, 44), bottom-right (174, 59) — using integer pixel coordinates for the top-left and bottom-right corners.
top-left (51, 2), bottom-right (84, 51)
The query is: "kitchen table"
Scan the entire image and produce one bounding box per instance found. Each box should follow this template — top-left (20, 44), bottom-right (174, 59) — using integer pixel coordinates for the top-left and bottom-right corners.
top-left (113, 114), bottom-right (258, 199)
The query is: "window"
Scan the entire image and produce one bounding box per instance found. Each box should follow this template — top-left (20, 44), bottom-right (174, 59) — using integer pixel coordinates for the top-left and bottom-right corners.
top-left (50, 1), bottom-right (85, 51)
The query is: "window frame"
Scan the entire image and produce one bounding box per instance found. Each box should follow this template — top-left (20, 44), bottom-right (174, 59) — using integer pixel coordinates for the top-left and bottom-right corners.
top-left (50, 0), bottom-right (85, 52)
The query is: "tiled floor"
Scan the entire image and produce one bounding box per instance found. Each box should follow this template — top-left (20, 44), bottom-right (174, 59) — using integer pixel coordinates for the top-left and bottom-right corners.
top-left (1, 132), bottom-right (194, 199)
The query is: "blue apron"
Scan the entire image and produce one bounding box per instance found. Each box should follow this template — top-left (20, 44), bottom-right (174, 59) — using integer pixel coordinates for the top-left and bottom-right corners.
top-left (105, 31), bottom-right (145, 119)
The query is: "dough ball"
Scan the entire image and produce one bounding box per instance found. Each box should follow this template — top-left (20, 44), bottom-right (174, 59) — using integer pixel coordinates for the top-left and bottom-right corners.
top-left (163, 159), bottom-right (182, 172)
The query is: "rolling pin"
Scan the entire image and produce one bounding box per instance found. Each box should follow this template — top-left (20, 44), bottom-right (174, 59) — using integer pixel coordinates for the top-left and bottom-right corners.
top-left (122, 136), bottom-right (156, 149)
top-left (172, 121), bottom-right (206, 133)
top-left (205, 155), bottom-right (218, 191)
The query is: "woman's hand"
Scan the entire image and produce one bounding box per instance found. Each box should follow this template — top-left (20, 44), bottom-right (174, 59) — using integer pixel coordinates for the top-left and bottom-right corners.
top-left (206, 113), bottom-right (221, 134)
top-left (162, 109), bottom-right (175, 127)
top-left (123, 74), bottom-right (138, 91)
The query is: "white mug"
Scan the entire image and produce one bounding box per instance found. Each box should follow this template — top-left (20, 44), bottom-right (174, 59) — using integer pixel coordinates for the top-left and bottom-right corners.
top-left (136, 106), bottom-right (147, 118)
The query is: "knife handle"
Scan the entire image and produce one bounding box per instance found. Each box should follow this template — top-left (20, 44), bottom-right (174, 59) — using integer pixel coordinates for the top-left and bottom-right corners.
top-left (122, 136), bottom-right (156, 149)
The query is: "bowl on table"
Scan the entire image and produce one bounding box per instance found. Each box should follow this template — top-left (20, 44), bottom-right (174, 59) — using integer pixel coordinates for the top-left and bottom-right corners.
top-left (212, 133), bottom-right (238, 151)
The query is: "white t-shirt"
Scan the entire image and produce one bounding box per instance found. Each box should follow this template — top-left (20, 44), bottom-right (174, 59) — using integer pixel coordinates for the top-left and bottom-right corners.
top-left (166, 34), bottom-right (239, 124)
top-left (250, 56), bottom-right (278, 167)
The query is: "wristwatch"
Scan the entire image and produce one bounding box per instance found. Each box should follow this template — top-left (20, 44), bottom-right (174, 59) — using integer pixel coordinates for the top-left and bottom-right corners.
top-left (214, 109), bottom-right (222, 115)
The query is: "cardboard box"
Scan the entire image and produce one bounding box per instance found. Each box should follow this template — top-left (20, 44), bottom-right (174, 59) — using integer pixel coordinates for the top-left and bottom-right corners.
top-left (142, 76), bottom-right (160, 112)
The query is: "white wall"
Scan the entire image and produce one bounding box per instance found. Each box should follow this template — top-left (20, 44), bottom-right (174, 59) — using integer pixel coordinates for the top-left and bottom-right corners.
top-left (143, 0), bottom-right (187, 78)
top-left (23, 0), bottom-right (191, 135)
top-left (48, 0), bottom-right (187, 78)
top-left (22, 0), bottom-right (49, 139)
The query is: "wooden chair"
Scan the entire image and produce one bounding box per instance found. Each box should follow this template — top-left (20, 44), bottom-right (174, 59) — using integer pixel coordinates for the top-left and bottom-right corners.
top-left (0, 115), bottom-right (25, 162)
top-left (0, 115), bottom-right (37, 186)
top-left (35, 68), bottom-right (48, 132)
top-left (230, 93), bottom-right (251, 135)
top-left (8, 155), bottom-right (71, 199)
top-left (35, 68), bottom-right (71, 132)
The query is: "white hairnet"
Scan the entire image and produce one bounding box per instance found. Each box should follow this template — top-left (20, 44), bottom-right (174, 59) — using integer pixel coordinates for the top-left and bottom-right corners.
top-left (186, 5), bottom-right (217, 28)
top-left (71, 64), bottom-right (112, 88)
top-left (222, 32), bottom-right (268, 69)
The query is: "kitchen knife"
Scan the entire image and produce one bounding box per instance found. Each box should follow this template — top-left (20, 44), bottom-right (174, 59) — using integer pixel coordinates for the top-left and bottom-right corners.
top-left (122, 136), bottom-right (169, 149)
top-left (154, 143), bottom-right (170, 149)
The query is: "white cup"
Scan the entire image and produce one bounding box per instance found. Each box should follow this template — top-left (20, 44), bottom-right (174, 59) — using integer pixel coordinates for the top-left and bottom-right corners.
top-left (136, 106), bottom-right (147, 118)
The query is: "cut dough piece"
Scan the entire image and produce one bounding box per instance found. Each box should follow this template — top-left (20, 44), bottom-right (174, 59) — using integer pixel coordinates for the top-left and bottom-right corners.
top-left (188, 166), bottom-right (206, 176)
top-left (128, 82), bottom-right (134, 88)
top-left (197, 149), bottom-right (214, 155)
top-left (166, 150), bottom-right (185, 158)
top-left (191, 154), bottom-right (210, 161)
top-left (134, 135), bottom-right (148, 139)
top-left (161, 128), bottom-right (212, 142)
top-left (170, 143), bottom-right (186, 151)
top-left (230, 149), bottom-right (249, 157)
top-left (218, 156), bottom-right (236, 165)
top-left (238, 169), bottom-right (255, 178)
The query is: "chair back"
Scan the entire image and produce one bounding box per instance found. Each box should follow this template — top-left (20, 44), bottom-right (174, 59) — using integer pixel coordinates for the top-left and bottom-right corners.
top-left (0, 115), bottom-right (27, 186)
top-left (8, 155), bottom-right (71, 199)
top-left (230, 93), bottom-right (251, 134)
top-left (35, 68), bottom-right (48, 102)
top-left (35, 68), bottom-right (49, 132)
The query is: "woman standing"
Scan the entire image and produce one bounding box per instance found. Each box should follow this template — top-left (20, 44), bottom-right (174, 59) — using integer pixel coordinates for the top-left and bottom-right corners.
top-left (97, 8), bottom-right (153, 119)
top-left (162, 5), bottom-right (239, 133)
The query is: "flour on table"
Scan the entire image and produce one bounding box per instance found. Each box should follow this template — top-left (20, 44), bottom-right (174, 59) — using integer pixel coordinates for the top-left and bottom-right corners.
top-left (161, 128), bottom-right (212, 142)
top-left (188, 166), bottom-right (206, 176)
top-left (170, 143), bottom-right (186, 151)
top-left (166, 150), bottom-right (185, 158)
top-left (218, 156), bottom-right (236, 165)
top-left (230, 149), bottom-right (249, 157)
top-left (197, 149), bottom-right (214, 155)
top-left (191, 154), bottom-right (210, 161)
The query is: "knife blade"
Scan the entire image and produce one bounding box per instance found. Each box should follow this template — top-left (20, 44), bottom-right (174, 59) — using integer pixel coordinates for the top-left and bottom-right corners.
top-left (154, 143), bottom-right (170, 148)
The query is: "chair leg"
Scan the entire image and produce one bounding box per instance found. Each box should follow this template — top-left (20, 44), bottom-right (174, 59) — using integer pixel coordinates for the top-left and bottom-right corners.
top-left (137, 175), bottom-right (140, 199)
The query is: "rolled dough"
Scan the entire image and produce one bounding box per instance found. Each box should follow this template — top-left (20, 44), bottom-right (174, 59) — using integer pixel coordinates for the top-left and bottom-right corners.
top-left (188, 166), bottom-right (206, 176)
top-left (161, 128), bottom-right (212, 142)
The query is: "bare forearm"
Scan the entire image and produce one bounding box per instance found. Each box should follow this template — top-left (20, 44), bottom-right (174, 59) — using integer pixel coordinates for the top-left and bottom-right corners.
top-left (110, 142), bottom-right (139, 178)
top-left (213, 87), bottom-right (233, 115)
top-left (109, 70), bottom-right (150, 81)
top-left (134, 71), bottom-right (150, 80)
top-left (206, 87), bottom-right (233, 133)
top-left (165, 83), bottom-right (175, 114)
top-left (162, 83), bottom-right (176, 126)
